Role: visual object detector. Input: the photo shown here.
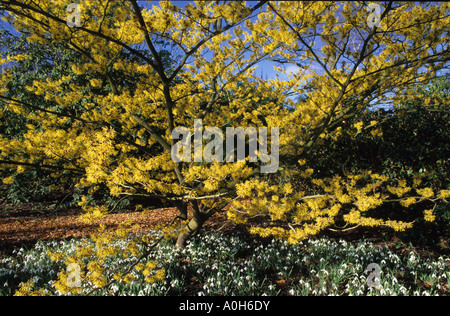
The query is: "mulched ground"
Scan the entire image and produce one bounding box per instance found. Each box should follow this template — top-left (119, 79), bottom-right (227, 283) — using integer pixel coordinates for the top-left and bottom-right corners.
top-left (0, 194), bottom-right (448, 259)
top-left (0, 199), bottom-right (231, 257)
top-left (0, 208), bottom-right (173, 247)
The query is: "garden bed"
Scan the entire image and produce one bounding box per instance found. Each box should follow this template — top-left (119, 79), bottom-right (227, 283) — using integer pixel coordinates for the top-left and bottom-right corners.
top-left (1, 231), bottom-right (448, 296)
top-left (1, 198), bottom-right (448, 296)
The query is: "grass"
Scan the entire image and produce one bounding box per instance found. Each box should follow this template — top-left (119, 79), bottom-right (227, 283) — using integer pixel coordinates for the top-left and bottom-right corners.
top-left (1, 231), bottom-right (448, 296)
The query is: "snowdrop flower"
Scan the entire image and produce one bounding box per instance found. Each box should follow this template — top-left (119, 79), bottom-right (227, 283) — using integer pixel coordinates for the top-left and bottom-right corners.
top-left (399, 286), bottom-right (407, 295)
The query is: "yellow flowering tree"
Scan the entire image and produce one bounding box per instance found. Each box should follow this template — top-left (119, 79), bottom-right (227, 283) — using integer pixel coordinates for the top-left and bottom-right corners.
top-left (0, 0), bottom-right (449, 252)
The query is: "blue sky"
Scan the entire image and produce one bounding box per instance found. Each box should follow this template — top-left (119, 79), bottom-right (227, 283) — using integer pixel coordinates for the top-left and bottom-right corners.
top-left (0, 0), bottom-right (293, 81)
top-left (1, 1), bottom-right (447, 99)
top-left (149, 0), bottom-right (291, 81)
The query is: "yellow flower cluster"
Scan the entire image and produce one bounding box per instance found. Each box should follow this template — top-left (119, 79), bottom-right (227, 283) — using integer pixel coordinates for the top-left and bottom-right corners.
top-left (28, 221), bottom-right (165, 295)
top-left (143, 262), bottom-right (166, 284)
top-left (79, 205), bottom-right (109, 224)
top-left (2, 176), bottom-right (14, 185)
top-left (235, 169), bottom-right (442, 244)
top-left (235, 179), bottom-right (271, 198)
top-left (353, 121), bottom-right (364, 131)
top-left (400, 197), bottom-right (417, 208)
top-left (416, 187), bottom-right (434, 199)
top-left (439, 190), bottom-right (450, 199)
top-left (155, 220), bottom-right (188, 241)
top-left (387, 180), bottom-right (411, 197)
top-left (423, 209), bottom-right (436, 222)
top-left (14, 280), bottom-right (49, 296)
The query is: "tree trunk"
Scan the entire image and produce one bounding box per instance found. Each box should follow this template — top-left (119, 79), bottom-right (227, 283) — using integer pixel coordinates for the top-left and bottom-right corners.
top-left (175, 212), bottom-right (209, 248)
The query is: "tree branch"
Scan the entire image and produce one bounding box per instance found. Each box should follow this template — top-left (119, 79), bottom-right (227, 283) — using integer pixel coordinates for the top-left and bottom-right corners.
top-left (0, 0), bottom-right (154, 64)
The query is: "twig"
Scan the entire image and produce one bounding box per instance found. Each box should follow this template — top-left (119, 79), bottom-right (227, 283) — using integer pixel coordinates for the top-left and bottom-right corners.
top-left (327, 224), bottom-right (361, 232)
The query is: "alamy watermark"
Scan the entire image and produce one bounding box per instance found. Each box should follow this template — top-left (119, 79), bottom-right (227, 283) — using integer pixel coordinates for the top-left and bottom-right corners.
top-left (66, 3), bottom-right (81, 28)
top-left (171, 119), bottom-right (279, 174)
top-left (365, 263), bottom-right (382, 288)
top-left (67, 262), bottom-right (81, 288)
top-left (366, 3), bottom-right (382, 28)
